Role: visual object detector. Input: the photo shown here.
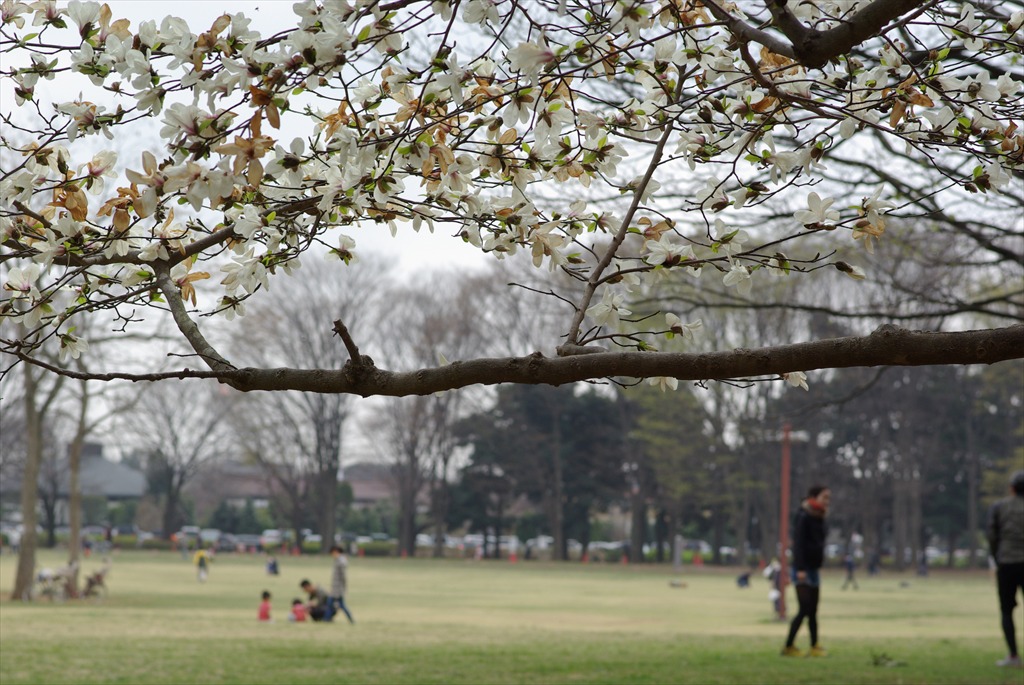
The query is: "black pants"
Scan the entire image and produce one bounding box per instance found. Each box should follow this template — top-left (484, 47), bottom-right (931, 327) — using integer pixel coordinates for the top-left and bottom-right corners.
top-left (785, 584), bottom-right (820, 647)
top-left (997, 562), bottom-right (1024, 657)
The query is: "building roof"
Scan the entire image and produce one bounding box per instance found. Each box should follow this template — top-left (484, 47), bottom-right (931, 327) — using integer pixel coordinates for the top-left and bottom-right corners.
top-left (77, 454), bottom-right (146, 499)
top-left (0, 443), bottom-right (146, 500)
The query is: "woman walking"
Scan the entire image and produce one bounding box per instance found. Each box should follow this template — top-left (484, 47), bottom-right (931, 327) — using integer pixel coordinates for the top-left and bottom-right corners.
top-left (781, 485), bottom-right (830, 657)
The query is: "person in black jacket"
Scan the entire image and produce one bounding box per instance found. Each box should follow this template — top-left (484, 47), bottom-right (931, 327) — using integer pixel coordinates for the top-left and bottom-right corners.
top-left (781, 485), bottom-right (831, 657)
top-left (987, 470), bottom-right (1024, 668)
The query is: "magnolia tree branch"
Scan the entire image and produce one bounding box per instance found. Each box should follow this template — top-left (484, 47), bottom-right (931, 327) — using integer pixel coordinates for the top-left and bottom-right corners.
top-left (153, 266), bottom-right (234, 373)
top-left (794, 0), bottom-right (938, 67)
top-left (711, 0), bottom-right (937, 67)
top-left (563, 79), bottom-right (685, 349)
top-left (17, 325), bottom-right (1024, 397)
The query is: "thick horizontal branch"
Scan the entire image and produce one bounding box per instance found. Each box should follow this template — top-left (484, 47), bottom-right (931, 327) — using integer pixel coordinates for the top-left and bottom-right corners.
top-left (16, 325), bottom-right (1024, 397)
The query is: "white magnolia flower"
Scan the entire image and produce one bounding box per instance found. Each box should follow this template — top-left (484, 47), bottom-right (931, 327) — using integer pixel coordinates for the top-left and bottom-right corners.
top-left (3, 1), bottom-right (29, 28)
top-left (983, 161), bottom-right (1011, 191)
top-left (722, 262), bottom-right (752, 296)
top-left (644, 235), bottom-right (692, 266)
top-left (784, 371), bottom-right (809, 391)
top-left (834, 261), bottom-right (866, 280)
top-left (59, 333), bottom-right (89, 362)
top-left (326, 235), bottom-right (356, 264)
top-left (4, 263), bottom-right (41, 298)
top-left (506, 41), bottom-right (555, 75)
top-left (839, 117), bottom-right (859, 139)
top-left (648, 376), bottom-right (679, 392)
top-left (794, 192), bottom-right (840, 226)
top-left (463, 0), bottom-right (499, 25)
top-left (586, 289), bottom-right (631, 327)
top-left (955, 4), bottom-right (985, 50)
top-left (665, 313), bottom-right (702, 341)
top-left (66, 0), bottom-right (99, 33)
top-left (714, 220), bottom-right (749, 256)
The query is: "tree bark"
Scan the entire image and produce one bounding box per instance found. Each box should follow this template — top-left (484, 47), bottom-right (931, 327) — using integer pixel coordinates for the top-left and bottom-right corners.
top-left (12, 367), bottom-right (43, 601)
top-left (909, 473), bottom-right (923, 568)
top-left (66, 383), bottom-right (90, 595)
top-left (892, 477), bottom-right (907, 572)
top-left (550, 405), bottom-right (565, 562)
top-left (30, 326), bottom-right (1024, 397)
top-left (630, 491), bottom-right (646, 564)
top-left (966, 413), bottom-right (980, 569)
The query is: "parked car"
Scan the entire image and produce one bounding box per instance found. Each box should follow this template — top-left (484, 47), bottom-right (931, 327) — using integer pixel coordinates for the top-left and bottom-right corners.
top-left (199, 528), bottom-right (221, 546)
top-left (682, 539), bottom-right (712, 554)
top-left (234, 534), bottom-right (262, 551)
top-left (259, 529), bottom-right (281, 548)
top-left (215, 533), bottom-right (238, 552)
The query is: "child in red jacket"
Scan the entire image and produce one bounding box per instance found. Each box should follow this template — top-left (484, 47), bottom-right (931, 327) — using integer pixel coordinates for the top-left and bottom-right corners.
top-left (258, 591), bottom-right (272, 621)
top-left (289, 598), bottom-right (307, 622)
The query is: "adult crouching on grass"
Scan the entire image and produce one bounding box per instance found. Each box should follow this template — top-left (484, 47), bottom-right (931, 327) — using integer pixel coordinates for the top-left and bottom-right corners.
top-left (987, 470), bottom-right (1024, 669)
top-left (781, 485), bottom-right (831, 658)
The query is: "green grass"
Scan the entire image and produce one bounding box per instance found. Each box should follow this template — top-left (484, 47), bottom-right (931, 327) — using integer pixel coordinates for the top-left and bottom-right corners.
top-left (1, 549), bottom-right (1021, 684)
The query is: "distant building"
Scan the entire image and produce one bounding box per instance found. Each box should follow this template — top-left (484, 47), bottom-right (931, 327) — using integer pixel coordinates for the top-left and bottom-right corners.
top-left (186, 460), bottom-right (275, 523)
top-left (342, 462), bottom-right (396, 509)
top-left (0, 442), bottom-right (145, 525)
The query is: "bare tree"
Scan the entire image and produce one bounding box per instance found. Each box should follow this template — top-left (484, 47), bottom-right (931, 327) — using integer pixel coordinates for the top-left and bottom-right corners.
top-left (230, 257), bottom-right (386, 550)
top-left (123, 381), bottom-right (237, 538)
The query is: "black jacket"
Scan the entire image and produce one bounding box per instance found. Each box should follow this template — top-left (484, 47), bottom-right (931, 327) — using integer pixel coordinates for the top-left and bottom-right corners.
top-left (792, 503), bottom-right (827, 572)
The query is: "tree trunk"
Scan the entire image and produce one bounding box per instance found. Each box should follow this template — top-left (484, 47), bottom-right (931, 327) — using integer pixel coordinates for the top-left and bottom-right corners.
top-left (67, 386), bottom-right (89, 595)
top-left (432, 467), bottom-right (448, 559)
top-left (162, 488), bottom-right (181, 542)
top-left (861, 477), bottom-right (880, 567)
top-left (399, 485), bottom-right (416, 557)
top-left (670, 513), bottom-right (682, 571)
top-left (630, 492), bottom-right (646, 564)
top-left (550, 406), bottom-right (565, 561)
top-left (966, 416), bottom-right (980, 568)
top-left (494, 494), bottom-right (505, 560)
top-left (655, 508), bottom-right (668, 563)
top-left (12, 368), bottom-right (43, 601)
top-left (966, 453), bottom-right (979, 568)
top-left (735, 489), bottom-right (750, 564)
top-left (40, 487), bottom-right (57, 549)
top-left (711, 511), bottom-right (725, 565)
top-left (892, 477), bottom-right (907, 572)
top-left (316, 471), bottom-right (337, 554)
top-left (909, 472), bottom-right (923, 568)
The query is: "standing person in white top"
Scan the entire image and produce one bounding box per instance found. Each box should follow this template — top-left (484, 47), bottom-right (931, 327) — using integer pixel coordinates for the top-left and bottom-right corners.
top-left (329, 545), bottom-right (355, 624)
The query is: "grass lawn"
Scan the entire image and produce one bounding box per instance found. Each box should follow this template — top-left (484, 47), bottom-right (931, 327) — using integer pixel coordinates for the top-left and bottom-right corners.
top-left (1, 549), bottom-right (1021, 684)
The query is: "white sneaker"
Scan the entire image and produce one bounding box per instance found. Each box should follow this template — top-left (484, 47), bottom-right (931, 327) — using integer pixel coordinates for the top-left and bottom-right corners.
top-left (995, 655), bottom-right (1022, 668)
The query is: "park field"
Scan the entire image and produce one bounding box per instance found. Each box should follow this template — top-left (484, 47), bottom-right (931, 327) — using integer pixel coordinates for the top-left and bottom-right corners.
top-left (1, 550), bottom-right (1021, 685)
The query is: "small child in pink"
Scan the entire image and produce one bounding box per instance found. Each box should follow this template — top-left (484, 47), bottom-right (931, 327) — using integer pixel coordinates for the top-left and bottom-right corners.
top-left (258, 591), bottom-right (272, 621)
top-left (289, 598), bottom-right (307, 622)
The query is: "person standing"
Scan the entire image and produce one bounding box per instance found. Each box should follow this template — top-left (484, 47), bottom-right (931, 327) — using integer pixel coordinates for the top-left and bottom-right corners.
top-left (841, 552), bottom-right (858, 590)
top-left (987, 470), bottom-right (1024, 669)
top-left (329, 545), bottom-right (356, 624)
top-left (193, 547), bottom-right (210, 583)
top-left (781, 485), bottom-right (830, 657)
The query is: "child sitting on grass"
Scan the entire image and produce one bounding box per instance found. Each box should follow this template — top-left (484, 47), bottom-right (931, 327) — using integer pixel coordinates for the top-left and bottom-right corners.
top-left (289, 599), bottom-right (307, 622)
top-left (258, 591), bottom-right (272, 622)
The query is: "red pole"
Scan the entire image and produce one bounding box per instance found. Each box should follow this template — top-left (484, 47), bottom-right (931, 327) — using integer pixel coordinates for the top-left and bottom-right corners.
top-left (779, 422), bottom-right (792, 620)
